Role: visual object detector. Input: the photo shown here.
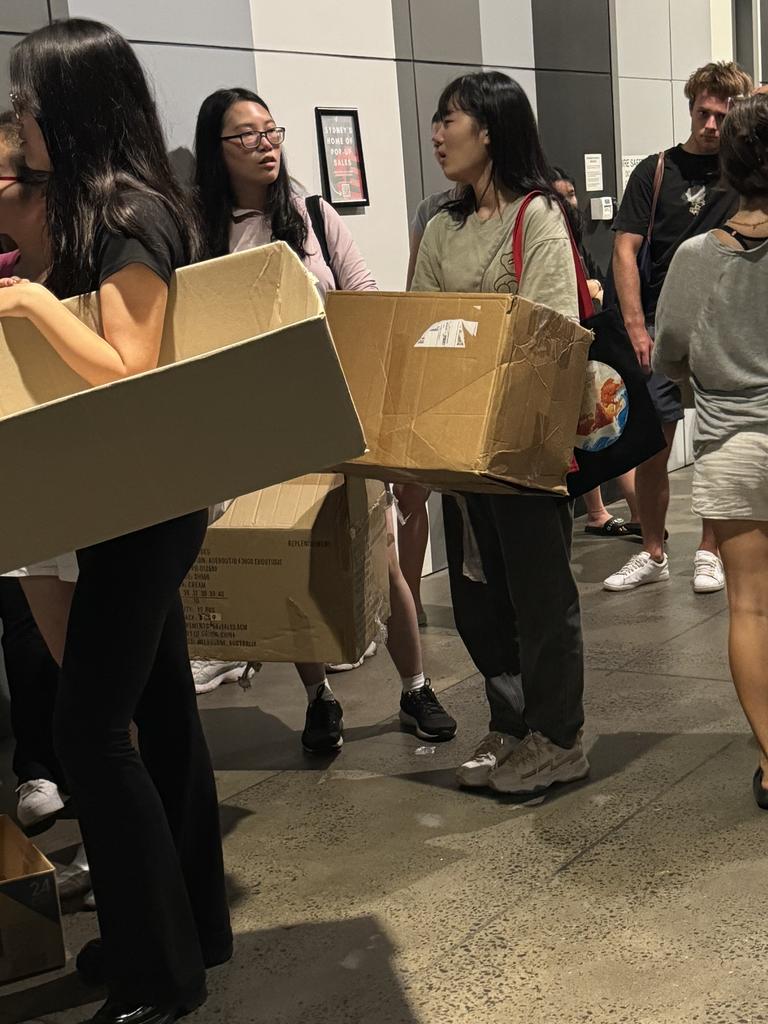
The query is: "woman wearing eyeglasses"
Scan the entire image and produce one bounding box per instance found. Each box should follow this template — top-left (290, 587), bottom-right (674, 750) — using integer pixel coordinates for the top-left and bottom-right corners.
top-left (1, 20), bottom-right (231, 1023)
top-left (194, 88), bottom-right (457, 753)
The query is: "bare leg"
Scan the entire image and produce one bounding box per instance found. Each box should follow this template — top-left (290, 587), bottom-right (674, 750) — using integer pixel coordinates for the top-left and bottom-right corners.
top-left (294, 663), bottom-right (328, 689)
top-left (583, 487), bottom-right (611, 528)
top-left (713, 520), bottom-right (768, 784)
top-left (636, 421), bottom-right (677, 560)
top-left (616, 469), bottom-right (640, 523)
top-left (393, 484), bottom-right (430, 621)
top-left (19, 577), bottom-right (75, 667)
top-left (383, 506), bottom-right (423, 679)
top-left (699, 518), bottom-right (719, 556)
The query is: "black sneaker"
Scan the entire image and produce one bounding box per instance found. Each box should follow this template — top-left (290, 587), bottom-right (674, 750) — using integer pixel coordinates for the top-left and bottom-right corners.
top-left (399, 683), bottom-right (457, 742)
top-left (302, 696), bottom-right (344, 753)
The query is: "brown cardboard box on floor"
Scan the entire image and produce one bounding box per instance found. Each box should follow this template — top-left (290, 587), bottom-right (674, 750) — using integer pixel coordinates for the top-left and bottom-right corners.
top-left (325, 290), bottom-right (592, 495)
top-left (0, 242), bottom-right (365, 574)
top-left (0, 815), bottom-right (64, 984)
top-left (182, 475), bottom-right (389, 665)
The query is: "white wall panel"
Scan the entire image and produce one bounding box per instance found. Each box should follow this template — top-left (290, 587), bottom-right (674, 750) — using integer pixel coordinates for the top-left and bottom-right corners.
top-left (670, 0), bottom-right (713, 80)
top-left (479, 0), bottom-right (535, 69)
top-left (709, 0), bottom-right (734, 60)
top-left (249, 0), bottom-right (395, 59)
top-left (0, 0), bottom-right (49, 33)
top-left (615, 0), bottom-right (672, 80)
top-left (619, 78), bottom-right (675, 155)
top-left (67, 0), bottom-right (254, 48)
top-left (672, 80), bottom-right (694, 144)
top-left (135, 43), bottom-right (257, 158)
top-left (255, 51), bottom-right (409, 290)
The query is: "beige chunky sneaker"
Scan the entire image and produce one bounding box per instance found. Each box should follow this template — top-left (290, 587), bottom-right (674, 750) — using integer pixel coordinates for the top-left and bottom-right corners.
top-left (489, 731), bottom-right (589, 795)
top-left (456, 731), bottom-right (520, 788)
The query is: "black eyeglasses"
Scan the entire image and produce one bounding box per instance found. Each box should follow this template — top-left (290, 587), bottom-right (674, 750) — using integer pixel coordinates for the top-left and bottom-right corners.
top-left (221, 127), bottom-right (286, 151)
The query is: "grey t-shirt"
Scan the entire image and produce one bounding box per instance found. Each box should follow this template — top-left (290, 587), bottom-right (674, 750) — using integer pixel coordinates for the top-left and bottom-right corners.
top-left (653, 230), bottom-right (768, 453)
top-left (411, 188), bottom-right (457, 236)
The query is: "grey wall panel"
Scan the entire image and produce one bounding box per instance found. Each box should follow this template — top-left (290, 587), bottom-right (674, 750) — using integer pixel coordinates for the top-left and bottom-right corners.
top-left (134, 43), bottom-right (257, 172)
top-left (396, 61), bottom-right (425, 224)
top-left (391, 0), bottom-right (413, 59)
top-left (0, 1), bottom-right (50, 33)
top-left (0, 34), bottom-right (25, 109)
top-left (535, 68), bottom-right (616, 275)
top-left (66, 0), bottom-right (253, 49)
top-left (532, 0), bottom-right (611, 73)
top-left (410, 0), bottom-right (483, 64)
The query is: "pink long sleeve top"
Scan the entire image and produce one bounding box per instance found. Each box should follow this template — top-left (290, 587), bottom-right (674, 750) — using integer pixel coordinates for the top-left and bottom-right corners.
top-left (229, 194), bottom-right (377, 302)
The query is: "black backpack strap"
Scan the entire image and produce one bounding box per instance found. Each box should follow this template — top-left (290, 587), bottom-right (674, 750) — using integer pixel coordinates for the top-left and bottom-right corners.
top-left (305, 195), bottom-right (337, 287)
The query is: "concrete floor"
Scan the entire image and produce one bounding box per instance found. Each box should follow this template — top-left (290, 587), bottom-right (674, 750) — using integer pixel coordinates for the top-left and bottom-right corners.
top-left (1, 467), bottom-right (764, 1024)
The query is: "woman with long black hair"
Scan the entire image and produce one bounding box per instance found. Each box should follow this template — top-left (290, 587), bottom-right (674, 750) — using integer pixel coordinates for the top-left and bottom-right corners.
top-left (193, 87), bottom-right (457, 753)
top-left (412, 71), bottom-right (589, 797)
top-left (2, 20), bottom-right (231, 1023)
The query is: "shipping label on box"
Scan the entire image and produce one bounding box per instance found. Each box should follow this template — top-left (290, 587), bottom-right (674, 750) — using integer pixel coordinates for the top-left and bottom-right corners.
top-left (183, 475), bottom-right (389, 665)
top-left (0, 816), bottom-right (64, 985)
top-left (326, 290), bottom-right (592, 495)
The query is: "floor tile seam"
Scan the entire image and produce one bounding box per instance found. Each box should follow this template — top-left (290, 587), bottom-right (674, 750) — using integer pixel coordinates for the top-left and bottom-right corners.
top-left (217, 769), bottom-right (284, 803)
top-left (551, 734), bottom-right (738, 879)
top-left (604, 667), bottom-right (732, 683)
top-left (418, 737), bottom-right (737, 970)
top-left (618, 606), bottom-right (729, 671)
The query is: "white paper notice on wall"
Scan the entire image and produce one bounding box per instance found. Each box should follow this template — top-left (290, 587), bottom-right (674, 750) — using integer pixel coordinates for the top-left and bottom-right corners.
top-left (584, 153), bottom-right (604, 192)
top-left (415, 319), bottom-right (479, 349)
top-left (622, 155), bottom-right (646, 189)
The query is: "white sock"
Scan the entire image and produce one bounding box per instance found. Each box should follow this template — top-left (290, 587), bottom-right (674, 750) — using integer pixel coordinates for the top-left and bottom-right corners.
top-left (305, 679), bottom-right (335, 703)
top-left (401, 672), bottom-right (426, 694)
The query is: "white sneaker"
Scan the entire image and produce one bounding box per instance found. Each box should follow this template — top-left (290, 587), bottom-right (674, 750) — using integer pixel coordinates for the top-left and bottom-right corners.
top-left (56, 844), bottom-right (91, 900)
top-left (456, 731), bottom-right (520, 788)
top-left (192, 660), bottom-right (254, 694)
top-left (603, 551), bottom-right (670, 592)
top-left (16, 779), bottom-right (65, 828)
top-left (327, 641), bottom-right (377, 674)
top-left (693, 550), bottom-right (725, 594)
top-left (489, 731), bottom-right (590, 795)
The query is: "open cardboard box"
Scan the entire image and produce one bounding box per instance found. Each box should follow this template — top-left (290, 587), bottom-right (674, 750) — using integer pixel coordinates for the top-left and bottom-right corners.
top-left (326, 290), bottom-right (592, 495)
top-left (0, 815), bottom-right (64, 985)
top-left (183, 475), bottom-right (389, 664)
top-left (0, 242), bottom-right (365, 573)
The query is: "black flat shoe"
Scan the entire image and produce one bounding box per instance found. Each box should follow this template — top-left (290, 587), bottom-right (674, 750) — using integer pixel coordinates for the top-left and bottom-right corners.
top-left (753, 767), bottom-right (768, 810)
top-left (77, 940), bottom-right (232, 989)
top-left (82, 987), bottom-right (206, 1023)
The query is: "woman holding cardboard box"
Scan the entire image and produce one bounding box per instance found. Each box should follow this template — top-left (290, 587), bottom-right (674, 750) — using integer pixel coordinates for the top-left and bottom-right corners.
top-left (1, 20), bottom-right (231, 1023)
top-left (411, 71), bottom-right (589, 798)
top-left (193, 87), bottom-right (457, 753)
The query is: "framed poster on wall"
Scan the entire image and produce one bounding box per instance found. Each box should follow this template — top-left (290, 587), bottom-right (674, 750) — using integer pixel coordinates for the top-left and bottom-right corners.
top-left (315, 108), bottom-right (370, 208)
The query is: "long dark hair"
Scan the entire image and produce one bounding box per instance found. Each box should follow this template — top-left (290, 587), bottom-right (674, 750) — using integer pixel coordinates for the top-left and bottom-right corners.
top-left (437, 71), bottom-right (558, 225)
top-left (194, 88), bottom-right (308, 259)
top-left (720, 93), bottom-right (768, 197)
top-left (10, 19), bottom-right (202, 297)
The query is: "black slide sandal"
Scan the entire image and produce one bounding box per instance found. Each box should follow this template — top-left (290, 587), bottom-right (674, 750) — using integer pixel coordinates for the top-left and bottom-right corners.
top-left (584, 517), bottom-right (629, 537)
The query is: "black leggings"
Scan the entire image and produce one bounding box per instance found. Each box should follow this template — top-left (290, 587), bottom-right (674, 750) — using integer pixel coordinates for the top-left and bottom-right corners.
top-left (54, 511), bottom-right (231, 1005)
top-left (0, 578), bottom-right (61, 786)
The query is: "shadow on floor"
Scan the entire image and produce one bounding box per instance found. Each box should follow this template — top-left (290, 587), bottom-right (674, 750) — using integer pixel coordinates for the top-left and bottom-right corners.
top-left (0, 915), bottom-right (422, 1024)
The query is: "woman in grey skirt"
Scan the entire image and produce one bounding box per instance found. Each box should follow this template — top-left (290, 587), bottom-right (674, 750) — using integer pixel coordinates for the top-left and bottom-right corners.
top-left (653, 92), bottom-right (768, 810)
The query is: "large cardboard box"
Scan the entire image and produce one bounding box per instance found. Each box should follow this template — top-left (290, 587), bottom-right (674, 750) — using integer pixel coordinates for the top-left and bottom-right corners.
top-left (182, 475), bottom-right (389, 664)
top-left (325, 291), bottom-right (592, 495)
top-left (0, 815), bottom-right (64, 984)
top-left (0, 243), bottom-right (365, 573)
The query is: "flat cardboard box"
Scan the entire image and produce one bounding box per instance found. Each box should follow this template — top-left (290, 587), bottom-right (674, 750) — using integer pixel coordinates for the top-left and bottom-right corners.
top-left (182, 475), bottom-right (389, 664)
top-left (0, 815), bottom-right (64, 984)
top-left (0, 243), bottom-right (365, 573)
top-left (325, 291), bottom-right (592, 495)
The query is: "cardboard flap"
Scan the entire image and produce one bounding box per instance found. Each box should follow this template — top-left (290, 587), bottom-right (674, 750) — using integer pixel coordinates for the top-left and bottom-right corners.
top-left (212, 474), bottom-right (344, 531)
top-left (0, 243), bottom-right (324, 417)
top-left (0, 817), bottom-right (54, 882)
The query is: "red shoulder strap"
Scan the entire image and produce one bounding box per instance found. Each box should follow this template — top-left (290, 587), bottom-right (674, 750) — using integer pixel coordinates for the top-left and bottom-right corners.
top-left (511, 190), bottom-right (593, 320)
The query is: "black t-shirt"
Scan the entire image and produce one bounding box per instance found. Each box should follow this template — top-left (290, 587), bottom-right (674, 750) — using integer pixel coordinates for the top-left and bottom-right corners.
top-left (90, 191), bottom-right (186, 292)
top-left (612, 145), bottom-right (736, 316)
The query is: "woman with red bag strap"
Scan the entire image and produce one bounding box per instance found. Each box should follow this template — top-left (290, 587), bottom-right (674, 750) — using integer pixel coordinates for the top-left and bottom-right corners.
top-left (411, 70), bottom-right (589, 798)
